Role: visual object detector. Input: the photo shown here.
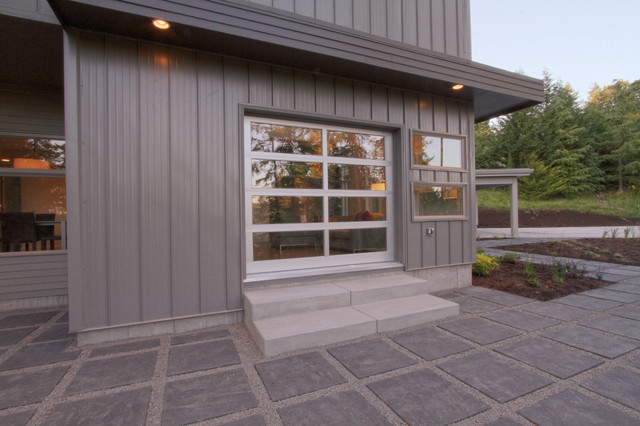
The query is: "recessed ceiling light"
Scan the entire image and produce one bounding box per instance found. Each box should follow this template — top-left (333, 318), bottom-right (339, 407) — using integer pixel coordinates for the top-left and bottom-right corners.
top-left (452, 84), bottom-right (464, 90)
top-left (153, 19), bottom-right (170, 30)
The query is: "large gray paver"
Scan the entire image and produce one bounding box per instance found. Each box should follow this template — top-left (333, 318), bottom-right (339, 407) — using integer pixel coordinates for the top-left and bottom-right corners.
top-left (43, 387), bottom-right (151, 426)
top-left (552, 294), bottom-right (623, 311)
top-left (277, 390), bottom-right (390, 426)
top-left (0, 340), bottom-right (79, 371)
top-left (484, 418), bottom-right (521, 426)
top-left (607, 282), bottom-right (640, 294)
top-left (167, 339), bottom-right (240, 376)
top-left (472, 290), bottom-right (533, 307)
top-left (439, 351), bottom-right (552, 403)
top-left (582, 367), bottom-right (640, 411)
top-left (495, 337), bottom-right (603, 379)
top-left (454, 286), bottom-right (491, 295)
top-left (255, 352), bottom-right (346, 401)
top-left (0, 327), bottom-right (36, 346)
top-left (90, 338), bottom-right (160, 357)
top-left (0, 311), bottom-right (58, 329)
top-left (521, 301), bottom-right (591, 321)
top-left (457, 297), bottom-right (501, 314)
top-left (519, 389), bottom-right (639, 426)
top-left (368, 368), bottom-right (489, 425)
top-left (482, 310), bottom-right (559, 331)
top-left (0, 409), bottom-right (35, 426)
top-left (33, 323), bottom-right (74, 342)
top-left (162, 369), bottom-right (257, 426)
top-left (328, 339), bottom-right (415, 379)
top-left (65, 351), bottom-right (156, 395)
top-left (542, 325), bottom-right (639, 358)
top-left (581, 288), bottom-right (640, 303)
top-left (439, 318), bottom-right (521, 345)
top-left (220, 415), bottom-right (266, 426)
top-left (0, 366), bottom-right (68, 409)
top-left (582, 315), bottom-right (640, 340)
top-left (614, 305), bottom-right (640, 321)
top-left (391, 327), bottom-right (473, 361)
top-left (631, 358), bottom-right (640, 369)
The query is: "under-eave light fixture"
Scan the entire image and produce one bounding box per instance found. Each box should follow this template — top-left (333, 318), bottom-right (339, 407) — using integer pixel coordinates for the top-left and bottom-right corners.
top-left (153, 19), bottom-right (170, 30)
top-left (452, 84), bottom-right (464, 90)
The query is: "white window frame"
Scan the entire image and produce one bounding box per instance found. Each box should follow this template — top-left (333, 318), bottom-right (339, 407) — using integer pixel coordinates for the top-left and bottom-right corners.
top-left (244, 116), bottom-right (395, 274)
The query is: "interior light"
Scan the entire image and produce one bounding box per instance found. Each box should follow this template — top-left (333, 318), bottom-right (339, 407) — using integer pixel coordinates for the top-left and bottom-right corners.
top-left (0, 158), bottom-right (10, 162)
top-left (370, 182), bottom-right (386, 191)
top-left (452, 84), bottom-right (464, 90)
top-left (13, 158), bottom-right (50, 169)
top-left (153, 19), bottom-right (170, 30)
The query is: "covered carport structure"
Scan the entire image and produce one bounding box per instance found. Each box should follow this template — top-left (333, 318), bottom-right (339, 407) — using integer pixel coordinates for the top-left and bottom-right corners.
top-left (476, 168), bottom-right (534, 238)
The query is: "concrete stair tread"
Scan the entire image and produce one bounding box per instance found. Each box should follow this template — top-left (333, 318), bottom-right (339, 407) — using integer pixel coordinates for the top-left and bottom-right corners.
top-left (354, 293), bottom-right (459, 332)
top-left (335, 274), bottom-right (429, 304)
top-left (249, 307), bottom-right (377, 356)
top-left (244, 283), bottom-right (348, 304)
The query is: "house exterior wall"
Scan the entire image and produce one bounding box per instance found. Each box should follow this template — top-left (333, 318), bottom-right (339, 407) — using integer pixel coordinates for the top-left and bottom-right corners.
top-left (246, 0), bottom-right (472, 59)
top-left (0, 0), bottom-right (58, 24)
top-left (65, 29), bottom-right (475, 332)
top-left (0, 86), bottom-right (64, 138)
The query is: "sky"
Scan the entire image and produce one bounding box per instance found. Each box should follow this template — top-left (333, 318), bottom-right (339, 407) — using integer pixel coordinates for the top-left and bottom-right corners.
top-left (470, 0), bottom-right (640, 102)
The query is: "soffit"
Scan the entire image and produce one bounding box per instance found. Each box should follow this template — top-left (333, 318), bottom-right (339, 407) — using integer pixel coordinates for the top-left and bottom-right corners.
top-left (47, 0), bottom-right (543, 122)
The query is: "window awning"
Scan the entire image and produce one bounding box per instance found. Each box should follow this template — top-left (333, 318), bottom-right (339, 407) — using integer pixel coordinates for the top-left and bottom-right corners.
top-left (48, 0), bottom-right (543, 122)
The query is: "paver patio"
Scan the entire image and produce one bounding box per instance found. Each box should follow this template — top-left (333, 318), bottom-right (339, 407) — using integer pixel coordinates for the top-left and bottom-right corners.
top-left (1, 245), bottom-right (640, 424)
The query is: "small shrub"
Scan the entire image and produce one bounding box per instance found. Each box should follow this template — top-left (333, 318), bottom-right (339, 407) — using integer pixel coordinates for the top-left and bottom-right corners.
top-left (602, 229), bottom-right (610, 239)
top-left (524, 255), bottom-right (536, 277)
top-left (611, 228), bottom-right (619, 238)
top-left (528, 277), bottom-right (540, 287)
top-left (550, 257), bottom-right (568, 283)
top-left (473, 252), bottom-right (500, 277)
top-left (500, 252), bottom-right (521, 264)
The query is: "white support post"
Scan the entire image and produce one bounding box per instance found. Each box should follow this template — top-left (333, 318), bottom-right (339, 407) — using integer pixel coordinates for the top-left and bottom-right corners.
top-left (510, 179), bottom-right (519, 238)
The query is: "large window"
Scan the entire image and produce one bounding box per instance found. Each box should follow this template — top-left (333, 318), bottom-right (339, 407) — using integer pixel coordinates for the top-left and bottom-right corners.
top-left (245, 118), bottom-right (393, 274)
top-left (412, 132), bottom-right (465, 169)
top-left (0, 137), bottom-right (66, 252)
top-left (413, 184), bottom-right (465, 219)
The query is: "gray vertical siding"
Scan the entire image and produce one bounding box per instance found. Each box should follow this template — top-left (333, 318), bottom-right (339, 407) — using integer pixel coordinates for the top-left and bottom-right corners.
top-left (67, 31), bottom-right (474, 331)
top-left (246, 0), bottom-right (472, 59)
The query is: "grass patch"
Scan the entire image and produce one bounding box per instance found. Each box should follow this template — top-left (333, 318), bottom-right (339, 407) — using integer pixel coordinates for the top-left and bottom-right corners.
top-left (477, 188), bottom-right (640, 219)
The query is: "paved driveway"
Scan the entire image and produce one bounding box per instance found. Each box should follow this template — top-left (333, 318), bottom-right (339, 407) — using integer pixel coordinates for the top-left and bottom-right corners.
top-left (1, 271), bottom-right (640, 424)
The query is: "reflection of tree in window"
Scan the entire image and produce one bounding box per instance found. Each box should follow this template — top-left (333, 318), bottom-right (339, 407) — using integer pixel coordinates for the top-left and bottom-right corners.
top-left (252, 196), bottom-right (322, 224)
top-left (328, 164), bottom-right (385, 190)
top-left (327, 131), bottom-right (384, 160)
top-left (251, 123), bottom-right (321, 155)
top-left (0, 138), bottom-right (65, 169)
top-left (252, 160), bottom-right (322, 189)
top-left (416, 186), bottom-right (462, 216)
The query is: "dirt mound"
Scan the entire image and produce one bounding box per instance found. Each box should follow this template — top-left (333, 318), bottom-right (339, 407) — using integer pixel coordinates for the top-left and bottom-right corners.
top-left (478, 207), bottom-right (640, 228)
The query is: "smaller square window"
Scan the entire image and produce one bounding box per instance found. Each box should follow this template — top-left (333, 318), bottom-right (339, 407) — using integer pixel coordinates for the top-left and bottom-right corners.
top-left (412, 132), bottom-right (464, 169)
top-left (413, 184), bottom-right (465, 219)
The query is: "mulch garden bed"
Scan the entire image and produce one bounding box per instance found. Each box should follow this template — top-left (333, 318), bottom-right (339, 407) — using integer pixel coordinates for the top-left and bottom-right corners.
top-left (472, 261), bottom-right (609, 301)
top-left (499, 238), bottom-right (640, 266)
top-left (478, 207), bottom-right (640, 228)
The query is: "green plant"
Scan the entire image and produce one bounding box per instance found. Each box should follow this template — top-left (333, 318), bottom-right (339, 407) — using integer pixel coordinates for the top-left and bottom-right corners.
top-left (500, 252), bottom-right (522, 264)
top-left (602, 229), bottom-right (610, 238)
top-left (611, 228), bottom-right (619, 238)
top-left (473, 252), bottom-right (500, 277)
top-left (524, 255), bottom-right (536, 277)
top-left (528, 277), bottom-right (541, 287)
top-left (549, 256), bottom-right (568, 283)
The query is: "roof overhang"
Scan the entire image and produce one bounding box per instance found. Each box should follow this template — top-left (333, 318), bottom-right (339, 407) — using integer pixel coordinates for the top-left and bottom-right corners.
top-left (47, 0), bottom-right (543, 122)
top-left (476, 168), bottom-right (534, 188)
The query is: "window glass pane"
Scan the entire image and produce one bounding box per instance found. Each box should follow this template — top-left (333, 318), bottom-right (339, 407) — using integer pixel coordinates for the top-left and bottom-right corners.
top-left (442, 138), bottom-right (462, 168)
top-left (252, 196), bottom-right (323, 224)
top-left (328, 164), bottom-right (385, 190)
top-left (251, 122), bottom-right (322, 155)
top-left (329, 197), bottom-right (386, 222)
top-left (1, 176), bottom-right (66, 252)
top-left (414, 185), bottom-right (464, 217)
top-left (251, 160), bottom-right (322, 189)
top-left (327, 131), bottom-right (385, 160)
top-left (329, 228), bottom-right (386, 254)
top-left (253, 231), bottom-right (323, 260)
top-left (0, 137), bottom-right (65, 169)
top-left (412, 134), bottom-right (440, 167)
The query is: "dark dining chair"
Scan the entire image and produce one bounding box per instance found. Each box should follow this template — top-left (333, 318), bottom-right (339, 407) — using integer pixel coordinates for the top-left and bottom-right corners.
top-left (0, 212), bottom-right (38, 252)
top-left (36, 213), bottom-right (62, 250)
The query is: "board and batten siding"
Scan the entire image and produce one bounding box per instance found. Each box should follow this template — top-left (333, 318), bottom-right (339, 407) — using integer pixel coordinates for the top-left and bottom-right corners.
top-left (66, 30), bottom-right (474, 331)
top-left (247, 0), bottom-right (471, 59)
top-left (0, 86), bottom-right (64, 138)
top-left (0, 253), bottom-right (68, 301)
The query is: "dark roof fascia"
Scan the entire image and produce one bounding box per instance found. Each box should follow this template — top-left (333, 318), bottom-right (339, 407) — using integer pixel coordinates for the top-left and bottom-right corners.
top-left (47, 0), bottom-right (543, 121)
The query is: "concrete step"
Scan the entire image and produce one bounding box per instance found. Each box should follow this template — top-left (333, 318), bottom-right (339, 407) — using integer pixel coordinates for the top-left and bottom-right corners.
top-left (354, 293), bottom-right (459, 332)
top-left (248, 306), bottom-right (377, 357)
top-left (335, 274), bottom-right (430, 305)
top-left (244, 283), bottom-right (350, 321)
